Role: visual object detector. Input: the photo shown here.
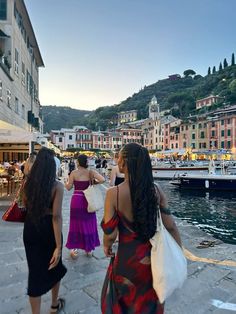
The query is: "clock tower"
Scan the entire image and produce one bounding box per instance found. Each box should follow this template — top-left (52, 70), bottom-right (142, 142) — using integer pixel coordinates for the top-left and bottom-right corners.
top-left (148, 96), bottom-right (160, 120)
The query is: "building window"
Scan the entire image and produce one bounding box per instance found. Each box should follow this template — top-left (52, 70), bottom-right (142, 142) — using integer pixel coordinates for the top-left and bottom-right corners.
top-left (59, 137), bottom-right (62, 143)
top-left (227, 130), bottom-right (231, 136)
top-left (192, 125), bottom-right (195, 129)
top-left (15, 97), bottom-right (19, 113)
top-left (69, 135), bottom-right (72, 140)
top-left (227, 119), bottom-right (231, 124)
top-left (27, 70), bottom-right (30, 93)
top-left (221, 120), bottom-right (224, 126)
top-left (22, 62), bottom-right (26, 85)
top-left (0, 80), bottom-right (2, 100)
top-left (192, 133), bottom-right (195, 140)
top-left (0, 0), bottom-right (7, 20)
top-left (7, 89), bottom-right (11, 107)
top-left (221, 141), bottom-right (224, 148)
top-left (183, 142), bottom-right (186, 148)
top-left (212, 122), bottom-right (215, 127)
top-left (21, 104), bottom-right (25, 119)
top-left (227, 141), bottom-right (231, 149)
top-left (200, 131), bottom-right (205, 139)
top-left (221, 130), bottom-right (224, 137)
top-left (192, 143), bottom-right (195, 149)
top-left (198, 123), bottom-right (202, 129)
top-left (211, 130), bottom-right (215, 137)
top-left (14, 48), bottom-right (19, 75)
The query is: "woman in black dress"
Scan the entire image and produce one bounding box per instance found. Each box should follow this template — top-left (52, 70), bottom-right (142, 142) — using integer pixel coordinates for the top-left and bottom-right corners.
top-left (23, 148), bottom-right (67, 314)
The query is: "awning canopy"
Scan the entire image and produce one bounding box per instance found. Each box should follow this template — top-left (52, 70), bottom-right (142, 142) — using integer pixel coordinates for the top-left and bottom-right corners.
top-left (0, 120), bottom-right (35, 143)
top-left (0, 29), bottom-right (10, 38)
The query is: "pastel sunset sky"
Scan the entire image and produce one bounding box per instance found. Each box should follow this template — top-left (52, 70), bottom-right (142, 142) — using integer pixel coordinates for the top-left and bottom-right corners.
top-left (25, 0), bottom-right (236, 110)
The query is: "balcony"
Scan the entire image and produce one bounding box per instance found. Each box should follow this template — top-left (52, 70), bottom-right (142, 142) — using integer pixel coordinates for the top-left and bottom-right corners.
top-left (0, 54), bottom-right (13, 80)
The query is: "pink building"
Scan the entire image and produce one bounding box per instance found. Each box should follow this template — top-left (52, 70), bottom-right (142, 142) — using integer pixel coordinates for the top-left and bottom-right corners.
top-left (196, 95), bottom-right (223, 110)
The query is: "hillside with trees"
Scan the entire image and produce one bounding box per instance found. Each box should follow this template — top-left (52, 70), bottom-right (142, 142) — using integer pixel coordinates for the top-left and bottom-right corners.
top-left (43, 53), bottom-right (236, 132)
top-left (42, 106), bottom-right (90, 133)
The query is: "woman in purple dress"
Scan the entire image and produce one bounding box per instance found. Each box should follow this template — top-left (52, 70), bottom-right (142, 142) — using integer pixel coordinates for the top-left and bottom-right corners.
top-left (65, 154), bottom-right (105, 258)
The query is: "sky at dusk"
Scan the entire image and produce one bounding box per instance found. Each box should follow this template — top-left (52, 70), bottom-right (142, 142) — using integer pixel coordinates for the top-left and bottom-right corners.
top-left (25, 0), bottom-right (236, 111)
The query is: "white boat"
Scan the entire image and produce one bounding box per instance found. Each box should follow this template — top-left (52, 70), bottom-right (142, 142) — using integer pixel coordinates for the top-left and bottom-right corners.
top-left (152, 166), bottom-right (209, 179)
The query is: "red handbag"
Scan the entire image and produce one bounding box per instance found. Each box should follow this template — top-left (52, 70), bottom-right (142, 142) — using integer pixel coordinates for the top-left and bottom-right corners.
top-left (2, 179), bottom-right (27, 223)
top-left (2, 201), bottom-right (27, 222)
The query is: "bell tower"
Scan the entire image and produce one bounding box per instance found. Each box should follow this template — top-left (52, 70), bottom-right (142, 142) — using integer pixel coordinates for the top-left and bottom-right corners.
top-left (148, 96), bottom-right (160, 120)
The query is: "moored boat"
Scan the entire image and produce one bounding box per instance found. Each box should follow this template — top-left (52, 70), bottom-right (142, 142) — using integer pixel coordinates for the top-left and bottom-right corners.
top-left (170, 173), bottom-right (236, 191)
top-left (152, 166), bottom-right (208, 179)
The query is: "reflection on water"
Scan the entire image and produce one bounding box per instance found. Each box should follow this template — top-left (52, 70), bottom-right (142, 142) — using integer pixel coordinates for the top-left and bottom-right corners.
top-left (157, 180), bottom-right (236, 245)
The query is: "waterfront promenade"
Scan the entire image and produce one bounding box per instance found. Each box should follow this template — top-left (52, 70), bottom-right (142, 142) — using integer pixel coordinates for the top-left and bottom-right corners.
top-left (0, 184), bottom-right (236, 314)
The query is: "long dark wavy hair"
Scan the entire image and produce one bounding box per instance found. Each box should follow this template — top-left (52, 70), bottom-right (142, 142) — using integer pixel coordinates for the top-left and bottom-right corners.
top-left (24, 147), bottom-right (56, 223)
top-left (120, 143), bottom-right (159, 241)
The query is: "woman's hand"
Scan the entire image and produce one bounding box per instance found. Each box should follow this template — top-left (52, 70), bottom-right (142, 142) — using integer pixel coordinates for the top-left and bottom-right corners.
top-left (104, 245), bottom-right (115, 257)
top-left (48, 247), bottom-right (61, 270)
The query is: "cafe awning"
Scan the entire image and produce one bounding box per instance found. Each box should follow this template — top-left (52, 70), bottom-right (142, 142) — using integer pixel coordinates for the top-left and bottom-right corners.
top-left (0, 29), bottom-right (10, 38)
top-left (0, 120), bottom-right (35, 143)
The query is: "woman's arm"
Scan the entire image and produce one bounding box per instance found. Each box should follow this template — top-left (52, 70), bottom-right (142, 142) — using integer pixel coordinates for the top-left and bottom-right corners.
top-left (49, 182), bottom-right (64, 270)
top-left (109, 166), bottom-right (116, 187)
top-left (103, 188), bottom-right (118, 256)
top-left (91, 169), bottom-right (105, 184)
top-left (156, 183), bottom-right (182, 247)
top-left (64, 171), bottom-right (74, 191)
top-left (161, 213), bottom-right (182, 248)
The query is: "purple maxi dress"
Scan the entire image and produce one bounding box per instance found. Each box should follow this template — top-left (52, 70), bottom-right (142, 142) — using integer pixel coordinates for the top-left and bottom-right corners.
top-left (66, 180), bottom-right (100, 252)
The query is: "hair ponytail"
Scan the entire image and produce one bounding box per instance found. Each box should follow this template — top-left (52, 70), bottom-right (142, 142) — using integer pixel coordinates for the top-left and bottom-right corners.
top-left (121, 143), bottom-right (158, 241)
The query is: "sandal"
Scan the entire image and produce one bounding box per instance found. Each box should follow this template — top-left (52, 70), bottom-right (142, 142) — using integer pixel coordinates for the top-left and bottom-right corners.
top-left (70, 249), bottom-right (78, 259)
top-left (86, 251), bottom-right (93, 257)
top-left (50, 298), bottom-right (65, 313)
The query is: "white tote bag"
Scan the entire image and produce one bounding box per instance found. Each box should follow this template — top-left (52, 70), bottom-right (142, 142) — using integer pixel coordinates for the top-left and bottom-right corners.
top-left (150, 210), bottom-right (187, 304)
top-left (84, 184), bottom-right (104, 213)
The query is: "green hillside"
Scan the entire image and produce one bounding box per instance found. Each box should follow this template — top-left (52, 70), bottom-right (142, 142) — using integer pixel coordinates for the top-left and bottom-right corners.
top-left (42, 106), bottom-right (90, 133)
top-left (42, 59), bottom-right (236, 132)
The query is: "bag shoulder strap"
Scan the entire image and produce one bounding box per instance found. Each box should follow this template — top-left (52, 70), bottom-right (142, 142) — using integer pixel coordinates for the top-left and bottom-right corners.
top-left (116, 185), bottom-right (119, 212)
top-left (88, 169), bottom-right (93, 186)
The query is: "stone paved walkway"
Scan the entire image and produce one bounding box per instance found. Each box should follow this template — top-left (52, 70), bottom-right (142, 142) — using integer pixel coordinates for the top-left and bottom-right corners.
top-left (0, 183), bottom-right (236, 313)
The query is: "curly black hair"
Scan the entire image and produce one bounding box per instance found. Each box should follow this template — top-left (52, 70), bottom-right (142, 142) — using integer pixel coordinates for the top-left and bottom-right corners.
top-left (121, 143), bottom-right (159, 241)
top-left (24, 147), bottom-right (56, 223)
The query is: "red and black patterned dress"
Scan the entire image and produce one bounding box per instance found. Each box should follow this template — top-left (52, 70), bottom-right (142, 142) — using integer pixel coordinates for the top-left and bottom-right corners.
top-left (101, 208), bottom-right (164, 314)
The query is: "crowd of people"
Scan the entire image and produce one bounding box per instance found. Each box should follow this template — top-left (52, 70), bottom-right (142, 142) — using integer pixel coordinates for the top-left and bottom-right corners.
top-left (13, 144), bottom-right (182, 314)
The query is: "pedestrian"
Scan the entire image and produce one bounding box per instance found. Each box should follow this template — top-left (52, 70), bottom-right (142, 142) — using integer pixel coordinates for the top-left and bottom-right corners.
top-left (68, 158), bottom-right (75, 176)
top-left (54, 153), bottom-right (61, 179)
top-left (23, 151), bottom-right (37, 177)
top-left (65, 154), bottom-right (105, 259)
top-left (101, 157), bottom-right (108, 178)
top-left (23, 147), bottom-right (67, 314)
top-left (101, 143), bottom-right (182, 313)
top-left (109, 152), bottom-right (124, 186)
top-left (95, 157), bottom-right (101, 170)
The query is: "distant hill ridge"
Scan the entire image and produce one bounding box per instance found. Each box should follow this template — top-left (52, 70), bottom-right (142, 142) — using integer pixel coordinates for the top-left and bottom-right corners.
top-left (42, 106), bottom-right (90, 133)
top-left (42, 62), bottom-right (236, 132)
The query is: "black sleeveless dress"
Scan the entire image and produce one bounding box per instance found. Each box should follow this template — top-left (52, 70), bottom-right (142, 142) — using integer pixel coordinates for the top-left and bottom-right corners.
top-left (114, 176), bottom-right (124, 186)
top-left (23, 214), bottom-right (67, 297)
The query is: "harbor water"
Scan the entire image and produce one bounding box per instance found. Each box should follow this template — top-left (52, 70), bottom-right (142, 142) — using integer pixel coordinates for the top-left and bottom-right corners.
top-left (157, 180), bottom-right (236, 245)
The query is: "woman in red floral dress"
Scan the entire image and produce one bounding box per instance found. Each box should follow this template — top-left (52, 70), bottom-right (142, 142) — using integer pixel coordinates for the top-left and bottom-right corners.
top-left (101, 143), bottom-right (182, 314)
